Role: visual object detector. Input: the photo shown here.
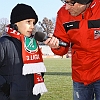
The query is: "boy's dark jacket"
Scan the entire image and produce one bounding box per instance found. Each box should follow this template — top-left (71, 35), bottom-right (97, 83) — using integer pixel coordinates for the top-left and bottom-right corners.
top-left (0, 36), bottom-right (40, 100)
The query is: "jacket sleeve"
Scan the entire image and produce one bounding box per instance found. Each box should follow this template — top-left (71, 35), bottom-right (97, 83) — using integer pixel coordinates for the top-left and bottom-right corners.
top-left (0, 42), bottom-right (6, 85)
top-left (51, 7), bottom-right (70, 56)
top-left (0, 39), bottom-right (10, 97)
top-left (51, 46), bottom-right (69, 56)
top-left (0, 42), bottom-right (5, 67)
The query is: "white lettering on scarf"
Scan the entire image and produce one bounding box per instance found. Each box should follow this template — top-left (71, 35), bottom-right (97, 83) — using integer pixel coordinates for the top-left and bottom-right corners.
top-left (26, 54), bottom-right (40, 60)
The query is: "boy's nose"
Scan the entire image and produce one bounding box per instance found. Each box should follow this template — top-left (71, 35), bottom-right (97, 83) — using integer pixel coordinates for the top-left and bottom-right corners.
top-left (31, 24), bottom-right (34, 29)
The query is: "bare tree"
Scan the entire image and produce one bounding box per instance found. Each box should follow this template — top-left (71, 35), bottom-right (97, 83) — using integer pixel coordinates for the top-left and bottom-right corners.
top-left (0, 18), bottom-right (9, 36)
top-left (38, 17), bottom-right (55, 35)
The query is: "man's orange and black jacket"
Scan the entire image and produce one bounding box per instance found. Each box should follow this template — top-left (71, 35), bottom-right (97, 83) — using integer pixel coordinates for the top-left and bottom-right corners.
top-left (51, 0), bottom-right (100, 85)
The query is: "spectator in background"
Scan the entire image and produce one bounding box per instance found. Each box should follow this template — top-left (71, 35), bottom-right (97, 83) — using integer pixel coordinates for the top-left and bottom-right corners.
top-left (0, 3), bottom-right (47, 100)
top-left (44, 0), bottom-right (100, 100)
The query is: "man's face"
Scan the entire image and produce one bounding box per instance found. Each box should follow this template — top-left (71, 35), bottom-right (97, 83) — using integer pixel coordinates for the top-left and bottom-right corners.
top-left (64, 0), bottom-right (87, 16)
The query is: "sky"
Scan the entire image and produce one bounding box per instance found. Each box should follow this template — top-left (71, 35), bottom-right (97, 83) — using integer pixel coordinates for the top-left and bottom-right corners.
top-left (0, 0), bottom-right (63, 22)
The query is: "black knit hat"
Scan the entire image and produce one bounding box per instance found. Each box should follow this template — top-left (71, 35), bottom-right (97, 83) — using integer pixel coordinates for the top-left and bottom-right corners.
top-left (74, 0), bottom-right (93, 4)
top-left (10, 3), bottom-right (38, 24)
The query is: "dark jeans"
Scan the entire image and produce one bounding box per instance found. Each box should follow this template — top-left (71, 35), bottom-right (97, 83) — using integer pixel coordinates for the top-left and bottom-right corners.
top-left (73, 80), bottom-right (100, 100)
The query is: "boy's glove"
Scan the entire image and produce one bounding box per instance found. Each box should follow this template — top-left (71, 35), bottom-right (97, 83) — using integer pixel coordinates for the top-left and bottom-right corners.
top-left (1, 83), bottom-right (10, 97)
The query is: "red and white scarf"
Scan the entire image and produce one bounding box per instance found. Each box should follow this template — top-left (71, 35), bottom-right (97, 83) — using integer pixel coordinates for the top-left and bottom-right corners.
top-left (5, 25), bottom-right (47, 95)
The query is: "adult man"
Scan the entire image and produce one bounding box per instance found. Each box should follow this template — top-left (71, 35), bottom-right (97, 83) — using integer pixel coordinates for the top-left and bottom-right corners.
top-left (44, 0), bottom-right (100, 100)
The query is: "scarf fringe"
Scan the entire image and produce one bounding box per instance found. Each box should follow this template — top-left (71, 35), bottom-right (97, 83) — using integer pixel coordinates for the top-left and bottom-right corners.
top-left (22, 62), bottom-right (46, 75)
top-left (33, 82), bottom-right (48, 95)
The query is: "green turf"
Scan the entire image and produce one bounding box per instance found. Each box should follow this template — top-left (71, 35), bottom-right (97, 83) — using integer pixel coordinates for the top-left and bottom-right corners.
top-left (40, 58), bottom-right (73, 100)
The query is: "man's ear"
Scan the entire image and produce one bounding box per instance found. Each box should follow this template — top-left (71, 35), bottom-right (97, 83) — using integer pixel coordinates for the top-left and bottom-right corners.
top-left (10, 24), bottom-right (18, 31)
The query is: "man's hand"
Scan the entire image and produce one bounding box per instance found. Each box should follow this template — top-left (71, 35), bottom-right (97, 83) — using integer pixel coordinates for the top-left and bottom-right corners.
top-left (43, 34), bottom-right (60, 49)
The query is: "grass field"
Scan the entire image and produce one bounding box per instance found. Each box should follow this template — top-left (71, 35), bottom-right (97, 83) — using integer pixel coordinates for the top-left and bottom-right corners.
top-left (40, 58), bottom-right (73, 100)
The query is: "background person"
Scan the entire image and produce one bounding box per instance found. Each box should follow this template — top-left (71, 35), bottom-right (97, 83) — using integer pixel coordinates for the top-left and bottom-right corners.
top-left (0, 3), bottom-right (47, 100)
top-left (44, 0), bottom-right (100, 100)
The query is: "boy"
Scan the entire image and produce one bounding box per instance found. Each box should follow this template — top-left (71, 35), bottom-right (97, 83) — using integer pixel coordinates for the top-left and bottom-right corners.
top-left (0, 3), bottom-right (47, 100)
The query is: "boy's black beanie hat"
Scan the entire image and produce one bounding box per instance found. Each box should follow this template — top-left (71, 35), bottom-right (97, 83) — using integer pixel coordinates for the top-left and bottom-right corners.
top-left (10, 3), bottom-right (38, 24)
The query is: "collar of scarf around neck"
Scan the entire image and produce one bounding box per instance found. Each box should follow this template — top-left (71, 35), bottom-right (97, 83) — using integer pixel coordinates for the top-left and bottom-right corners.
top-left (5, 25), bottom-right (46, 75)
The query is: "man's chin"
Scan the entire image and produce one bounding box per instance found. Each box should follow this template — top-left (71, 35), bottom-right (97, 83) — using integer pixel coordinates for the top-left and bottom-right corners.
top-left (70, 13), bottom-right (78, 16)
top-left (70, 12), bottom-right (81, 17)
